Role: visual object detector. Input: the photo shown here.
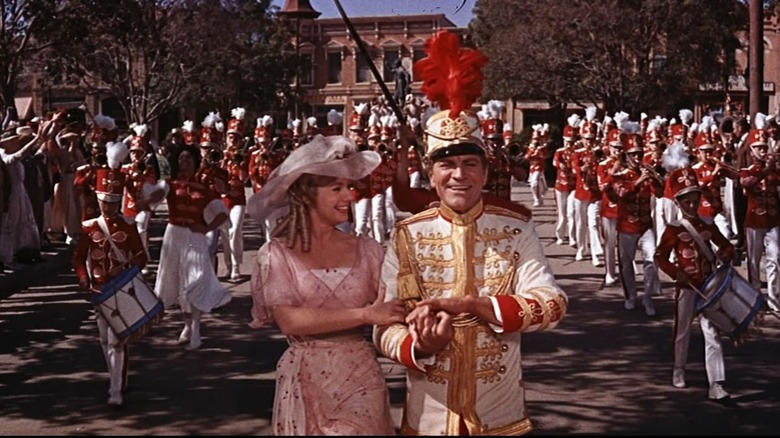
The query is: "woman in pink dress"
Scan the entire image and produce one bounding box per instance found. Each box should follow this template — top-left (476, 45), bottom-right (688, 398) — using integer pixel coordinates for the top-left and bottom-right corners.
top-left (248, 134), bottom-right (407, 436)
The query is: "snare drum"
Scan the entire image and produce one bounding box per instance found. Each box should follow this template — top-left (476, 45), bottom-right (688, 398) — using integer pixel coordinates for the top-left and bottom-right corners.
top-left (91, 265), bottom-right (164, 344)
top-left (696, 264), bottom-right (764, 337)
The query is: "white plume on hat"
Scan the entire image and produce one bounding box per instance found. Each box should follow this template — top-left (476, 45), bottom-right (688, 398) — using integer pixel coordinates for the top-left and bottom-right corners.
top-left (231, 107), bottom-right (246, 120)
top-left (202, 112), bottom-right (220, 128)
top-left (327, 109), bottom-right (343, 126)
top-left (476, 104), bottom-right (488, 121)
top-left (215, 120), bottom-right (224, 132)
top-left (368, 113), bottom-right (380, 129)
top-left (699, 115), bottom-right (714, 134)
top-left (567, 113), bottom-right (581, 128)
top-left (409, 117), bottom-right (420, 129)
top-left (486, 100), bottom-right (505, 119)
top-left (133, 123), bottom-right (148, 138)
top-left (647, 118), bottom-right (660, 133)
top-left (585, 106), bottom-right (598, 122)
top-left (93, 114), bottom-right (116, 130)
top-left (641, 112), bottom-right (648, 120)
top-left (182, 120), bottom-right (194, 132)
top-left (678, 109), bottom-right (693, 126)
top-left (306, 116), bottom-right (318, 128)
top-left (381, 114), bottom-right (399, 129)
top-left (754, 112), bottom-right (767, 130)
top-left (662, 141), bottom-right (689, 173)
top-left (613, 111), bottom-right (630, 130)
top-left (354, 103), bottom-right (370, 116)
top-left (263, 115), bottom-right (274, 127)
top-left (688, 122), bottom-right (699, 136)
top-left (621, 120), bottom-right (641, 135)
top-left (106, 141), bottom-right (129, 170)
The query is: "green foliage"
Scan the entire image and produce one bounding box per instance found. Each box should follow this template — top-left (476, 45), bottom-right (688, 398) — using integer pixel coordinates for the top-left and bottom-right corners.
top-left (470, 0), bottom-right (748, 116)
top-left (30, 0), bottom-right (296, 125)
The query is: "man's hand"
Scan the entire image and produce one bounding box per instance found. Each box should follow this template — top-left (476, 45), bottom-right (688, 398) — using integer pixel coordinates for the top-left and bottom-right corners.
top-left (406, 304), bottom-right (453, 356)
top-left (78, 277), bottom-right (91, 292)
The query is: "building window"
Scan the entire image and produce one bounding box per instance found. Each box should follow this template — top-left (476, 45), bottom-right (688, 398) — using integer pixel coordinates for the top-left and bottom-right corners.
top-left (328, 51), bottom-right (342, 84)
top-left (412, 48), bottom-right (426, 81)
top-left (356, 51), bottom-right (372, 83)
top-left (300, 53), bottom-right (313, 86)
top-left (384, 50), bottom-right (400, 83)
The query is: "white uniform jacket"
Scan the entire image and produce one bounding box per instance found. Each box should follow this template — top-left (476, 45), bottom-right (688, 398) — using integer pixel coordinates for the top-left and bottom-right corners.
top-left (374, 200), bottom-right (568, 436)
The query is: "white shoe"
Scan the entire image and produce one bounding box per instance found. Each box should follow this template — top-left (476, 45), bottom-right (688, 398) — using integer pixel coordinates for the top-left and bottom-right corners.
top-left (708, 382), bottom-right (730, 400)
top-left (575, 250), bottom-right (585, 261)
top-left (187, 325), bottom-right (201, 350)
top-left (624, 298), bottom-right (636, 311)
top-left (672, 368), bottom-right (686, 388)
top-left (107, 392), bottom-right (123, 407)
top-left (556, 238), bottom-right (564, 245)
top-left (592, 257), bottom-right (603, 267)
top-left (532, 201), bottom-right (541, 207)
top-left (605, 274), bottom-right (617, 286)
top-left (230, 269), bottom-right (241, 282)
top-left (569, 239), bottom-right (577, 248)
top-left (177, 325), bottom-right (191, 345)
top-left (644, 300), bottom-right (656, 317)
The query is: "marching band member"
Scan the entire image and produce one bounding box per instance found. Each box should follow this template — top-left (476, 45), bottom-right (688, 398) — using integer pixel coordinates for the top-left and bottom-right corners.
top-left (739, 115), bottom-right (780, 313)
top-left (654, 165), bottom-right (735, 405)
top-left (121, 124), bottom-right (158, 264)
top-left (553, 114), bottom-right (579, 246)
top-left (74, 114), bottom-right (118, 226)
top-left (353, 115), bottom-right (379, 239)
top-left (197, 112), bottom-right (229, 272)
top-left (406, 117), bottom-right (425, 189)
top-left (644, 118), bottom-right (667, 244)
top-left (612, 127), bottom-right (663, 316)
top-left (691, 130), bottom-right (739, 241)
top-left (220, 107), bottom-right (249, 281)
top-left (374, 30), bottom-right (567, 435)
top-left (248, 115), bottom-right (284, 242)
top-left (380, 115), bottom-right (400, 239)
top-left (572, 106), bottom-right (604, 263)
top-left (480, 102), bottom-right (527, 204)
top-left (597, 127), bottom-right (626, 280)
top-left (72, 141), bottom-right (147, 407)
top-left (525, 124), bottom-right (549, 207)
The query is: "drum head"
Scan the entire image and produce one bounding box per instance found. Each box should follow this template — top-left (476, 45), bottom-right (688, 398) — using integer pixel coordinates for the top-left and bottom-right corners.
top-left (695, 265), bottom-right (734, 313)
top-left (90, 265), bottom-right (142, 305)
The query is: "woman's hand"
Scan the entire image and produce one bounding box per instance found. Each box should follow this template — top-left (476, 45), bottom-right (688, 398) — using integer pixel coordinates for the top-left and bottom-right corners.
top-left (364, 298), bottom-right (407, 326)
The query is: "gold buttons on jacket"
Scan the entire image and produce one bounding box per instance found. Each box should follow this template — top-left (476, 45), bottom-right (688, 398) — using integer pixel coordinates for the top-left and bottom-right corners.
top-left (501, 344), bottom-right (509, 352)
top-left (498, 366), bottom-right (507, 374)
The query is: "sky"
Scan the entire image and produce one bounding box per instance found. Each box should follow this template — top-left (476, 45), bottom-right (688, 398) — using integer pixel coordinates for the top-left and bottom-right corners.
top-left (271, 0), bottom-right (477, 27)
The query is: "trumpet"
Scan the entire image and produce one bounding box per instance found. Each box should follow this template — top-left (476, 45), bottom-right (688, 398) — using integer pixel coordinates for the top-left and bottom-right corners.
top-left (709, 158), bottom-right (740, 175)
top-left (641, 163), bottom-right (665, 185)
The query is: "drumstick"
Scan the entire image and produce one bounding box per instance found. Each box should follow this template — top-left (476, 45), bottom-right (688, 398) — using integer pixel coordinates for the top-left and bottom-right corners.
top-left (686, 282), bottom-right (710, 302)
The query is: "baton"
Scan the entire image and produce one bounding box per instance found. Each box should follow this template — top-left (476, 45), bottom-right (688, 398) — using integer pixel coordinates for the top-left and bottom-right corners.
top-left (332, 0), bottom-right (426, 159)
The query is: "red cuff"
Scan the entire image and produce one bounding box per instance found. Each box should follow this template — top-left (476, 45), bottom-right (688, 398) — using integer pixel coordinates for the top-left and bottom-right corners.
top-left (399, 334), bottom-right (417, 370)
top-left (495, 295), bottom-right (523, 333)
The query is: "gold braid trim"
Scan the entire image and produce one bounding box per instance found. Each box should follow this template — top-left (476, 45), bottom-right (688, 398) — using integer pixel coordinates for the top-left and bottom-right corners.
top-left (526, 288), bottom-right (553, 331)
top-left (394, 224), bottom-right (424, 308)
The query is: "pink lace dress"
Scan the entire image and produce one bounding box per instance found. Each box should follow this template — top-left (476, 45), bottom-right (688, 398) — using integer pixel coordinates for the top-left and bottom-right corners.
top-left (250, 236), bottom-right (395, 436)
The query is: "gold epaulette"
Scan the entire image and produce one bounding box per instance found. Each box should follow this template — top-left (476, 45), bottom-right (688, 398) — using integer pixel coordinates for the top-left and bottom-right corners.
top-left (396, 207), bottom-right (439, 226)
top-left (483, 203), bottom-right (531, 223)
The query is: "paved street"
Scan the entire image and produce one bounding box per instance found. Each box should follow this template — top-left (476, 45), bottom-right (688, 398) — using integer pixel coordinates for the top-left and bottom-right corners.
top-left (1, 182), bottom-right (779, 435)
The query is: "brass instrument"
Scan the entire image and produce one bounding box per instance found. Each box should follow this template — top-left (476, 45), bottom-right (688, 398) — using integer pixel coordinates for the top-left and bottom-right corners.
top-left (709, 158), bottom-right (739, 175)
top-left (501, 141), bottom-right (526, 163)
top-left (641, 163), bottom-right (665, 185)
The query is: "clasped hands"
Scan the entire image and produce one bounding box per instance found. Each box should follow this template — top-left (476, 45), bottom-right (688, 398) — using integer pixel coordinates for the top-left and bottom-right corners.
top-left (406, 296), bottom-right (476, 356)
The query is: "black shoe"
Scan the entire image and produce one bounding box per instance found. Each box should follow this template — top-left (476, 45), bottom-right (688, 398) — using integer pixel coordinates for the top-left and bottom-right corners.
top-left (712, 396), bottom-right (739, 409)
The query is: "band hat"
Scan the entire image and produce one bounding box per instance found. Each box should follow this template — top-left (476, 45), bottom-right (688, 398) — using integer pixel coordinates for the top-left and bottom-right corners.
top-left (247, 134), bottom-right (381, 221)
top-left (668, 166), bottom-right (701, 199)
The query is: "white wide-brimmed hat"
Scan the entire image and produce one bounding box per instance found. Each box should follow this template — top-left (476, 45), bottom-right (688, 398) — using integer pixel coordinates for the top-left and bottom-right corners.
top-left (0, 126), bottom-right (35, 147)
top-left (247, 134), bottom-right (381, 221)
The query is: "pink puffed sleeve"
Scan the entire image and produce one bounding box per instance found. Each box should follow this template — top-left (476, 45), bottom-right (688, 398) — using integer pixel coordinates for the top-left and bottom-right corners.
top-left (249, 240), bottom-right (298, 328)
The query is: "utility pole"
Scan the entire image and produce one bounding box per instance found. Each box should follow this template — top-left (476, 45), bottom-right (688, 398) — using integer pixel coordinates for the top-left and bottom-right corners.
top-left (749, 0), bottom-right (764, 124)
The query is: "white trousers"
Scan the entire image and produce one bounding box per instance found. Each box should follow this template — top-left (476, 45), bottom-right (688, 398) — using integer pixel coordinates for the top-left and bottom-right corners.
top-left (529, 171), bottom-right (547, 205)
top-left (353, 198), bottom-right (371, 237)
top-left (554, 189), bottom-right (575, 243)
top-left (220, 205), bottom-right (246, 271)
top-left (618, 228), bottom-right (659, 301)
top-left (602, 217), bottom-right (618, 278)
top-left (576, 199), bottom-right (603, 257)
top-left (97, 314), bottom-right (127, 399)
top-left (134, 210), bottom-right (151, 255)
top-left (384, 186), bottom-right (397, 236)
top-left (674, 287), bottom-right (726, 385)
top-left (409, 171), bottom-right (422, 189)
top-left (746, 226), bottom-right (780, 311)
top-left (371, 194), bottom-right (386, 244)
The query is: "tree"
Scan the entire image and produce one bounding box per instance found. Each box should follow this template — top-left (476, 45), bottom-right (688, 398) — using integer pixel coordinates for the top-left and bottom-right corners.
top-left (41, 0), bottom-right (296, 125)
top-left (469, 0), bottom-right (748, 116)
top-left (0, 0), bottom-right (63, 111)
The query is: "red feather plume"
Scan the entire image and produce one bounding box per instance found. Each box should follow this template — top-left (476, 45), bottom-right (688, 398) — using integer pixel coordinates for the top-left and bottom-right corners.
top-left (413, 30), bottom-right (488, 119)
